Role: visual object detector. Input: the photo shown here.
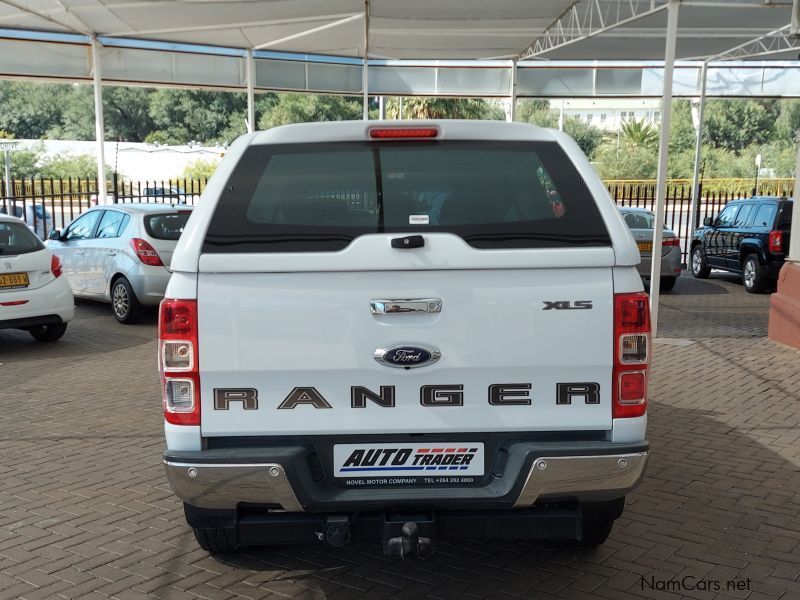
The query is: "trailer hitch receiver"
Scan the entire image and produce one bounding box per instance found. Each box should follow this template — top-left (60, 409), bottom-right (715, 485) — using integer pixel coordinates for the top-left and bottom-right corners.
top-left (386, 522), bottom-right (433, 558)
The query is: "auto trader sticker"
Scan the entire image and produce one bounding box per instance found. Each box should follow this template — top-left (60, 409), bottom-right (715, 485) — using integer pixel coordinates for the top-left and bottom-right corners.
top-left (333, 443), bottom-right (485, 479)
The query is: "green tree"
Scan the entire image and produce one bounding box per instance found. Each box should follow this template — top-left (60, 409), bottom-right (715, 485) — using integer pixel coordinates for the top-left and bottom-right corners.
top-left (563, 117), bottom-right (605, 158)
top-left (182, 158), bottom-right (219, 180)
top-left (259, 93), bottom-right (362, 129)
top-left (515, 99), bottom-right (558, 127)
top-left (619, 119), bottom-right (659, 148)
top-left (0, 82), bottom-right (72, 139)
top-left (148, 89), bottom-right (249, 144)
top-left (384, 97), bottom-right (504, 120)
top-left (39, 153), bottom-right (101, 179)
top-left (704, 99), bottom-right (779, 153)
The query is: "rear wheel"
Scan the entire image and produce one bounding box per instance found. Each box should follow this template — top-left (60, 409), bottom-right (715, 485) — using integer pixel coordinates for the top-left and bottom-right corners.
top-left (578, 518), bottom-right (615, 547)
top-left (742, 254), bottom-right (768, 293)
top-left (659, 276), bottom-right (677, 292)
top-left (691, 246), bottom-right (710, 279)
top-left (193, 528), bottom-right (238, 554)
top-left (111, 277), bottom-right (143, 324)
top-left (29, 322), bottom-right (67, 342)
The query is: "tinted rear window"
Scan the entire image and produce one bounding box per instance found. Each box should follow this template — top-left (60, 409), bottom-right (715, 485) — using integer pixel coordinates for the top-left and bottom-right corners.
top-left (0, 221), bottom-right (44, 255)
top-left (145, 213), bottom-right (191, 240)
top-left (202, 141), bottom-right (611, 253)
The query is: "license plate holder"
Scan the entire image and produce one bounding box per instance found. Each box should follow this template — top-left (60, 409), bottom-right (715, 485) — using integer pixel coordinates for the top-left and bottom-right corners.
top-left (637, 242), bottom-right (653, 252)
top-left (0, 272), bottom-right (29, 290)
top-left (333, 443), bottom-right (485, 479)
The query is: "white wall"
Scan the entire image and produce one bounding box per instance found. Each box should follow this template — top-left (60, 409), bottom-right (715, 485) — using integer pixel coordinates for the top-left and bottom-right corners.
top-left (14, 140), bottom-right (223, 180)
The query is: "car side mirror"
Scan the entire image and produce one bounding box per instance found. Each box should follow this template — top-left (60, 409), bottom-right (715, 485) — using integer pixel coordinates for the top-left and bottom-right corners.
top-left (48, 229), bottom-right (61, 241)
top-left (703, 217), bottom-right (712, 226)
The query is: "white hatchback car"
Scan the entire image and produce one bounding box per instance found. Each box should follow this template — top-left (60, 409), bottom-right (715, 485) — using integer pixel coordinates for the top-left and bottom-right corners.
top-left (47, 204), bottom-right (192, 324)
top-left (0, 214), bottom-right (74, 341)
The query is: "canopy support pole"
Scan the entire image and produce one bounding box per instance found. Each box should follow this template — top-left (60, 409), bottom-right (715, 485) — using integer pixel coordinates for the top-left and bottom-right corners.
top-left (91, 37), bottom-right (107, 205)
top-left (649, 0), bottom-right (679, 337)
top-left (246, 49), bottom-right (256, 133)
top-left (362, 0), bottom-right (369, 121)
top-left (508, 59), bottom-right (517, 122)
top-left (689, 62), bottom-right (708, 233)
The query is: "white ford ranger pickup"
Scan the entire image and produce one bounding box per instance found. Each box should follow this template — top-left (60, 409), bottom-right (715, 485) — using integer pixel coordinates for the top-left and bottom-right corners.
top-left (160, 120), bottom-right (650, 556)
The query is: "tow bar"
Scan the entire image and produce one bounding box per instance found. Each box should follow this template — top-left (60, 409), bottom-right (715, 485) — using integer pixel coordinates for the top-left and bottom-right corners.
top-left (386, 522), bottom-right (434, 558)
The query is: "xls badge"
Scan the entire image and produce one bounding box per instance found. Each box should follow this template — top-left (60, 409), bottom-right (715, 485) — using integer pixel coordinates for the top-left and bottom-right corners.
top-left (374, 344), bottom-right (441, 369)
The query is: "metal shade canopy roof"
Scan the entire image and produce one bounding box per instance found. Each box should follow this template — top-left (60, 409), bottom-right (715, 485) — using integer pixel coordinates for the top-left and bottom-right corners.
top-left (0, 0), bottom-right (795, 61)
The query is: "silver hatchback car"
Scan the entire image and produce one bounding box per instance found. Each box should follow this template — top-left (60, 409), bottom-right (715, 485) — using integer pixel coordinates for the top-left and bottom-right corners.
top-left (619, 207), bottom-right (682, 292)
top-left (46, 204), bottom-right (192, 323)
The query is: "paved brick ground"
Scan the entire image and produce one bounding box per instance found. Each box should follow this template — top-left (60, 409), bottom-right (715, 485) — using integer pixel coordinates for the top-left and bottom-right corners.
top-left (1, 271), bottom-right (799, 600)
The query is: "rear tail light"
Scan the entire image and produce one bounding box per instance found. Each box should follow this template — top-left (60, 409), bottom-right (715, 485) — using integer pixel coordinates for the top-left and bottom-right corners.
top-left (50, 254), bottom-right (63, 278)
top-left (131, 238), bottom-right (164, 266)
top-left (662, 238), bottom-right (680, 247)
top-left (769, 230), bottom-right (783, 253)
top-left (159, 299), bottom-right (200, 425)
top-left (613, 293), bottom-right (650, 418)
top-left (369, 127), bottom-right (439, 139)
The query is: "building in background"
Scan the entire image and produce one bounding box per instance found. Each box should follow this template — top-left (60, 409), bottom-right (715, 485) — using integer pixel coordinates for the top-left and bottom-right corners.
top-left (552, 98), bottom-right (662, 131)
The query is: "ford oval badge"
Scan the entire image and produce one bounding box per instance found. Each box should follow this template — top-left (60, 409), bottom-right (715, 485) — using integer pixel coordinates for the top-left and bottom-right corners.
top-left (374, 344), bottom-right (441, 369)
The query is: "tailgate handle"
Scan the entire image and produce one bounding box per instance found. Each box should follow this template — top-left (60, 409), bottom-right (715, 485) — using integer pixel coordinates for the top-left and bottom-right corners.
top-left (391, 235), bottom-right (424, 249)
top-left (371, 299), bottom-right (442, 315)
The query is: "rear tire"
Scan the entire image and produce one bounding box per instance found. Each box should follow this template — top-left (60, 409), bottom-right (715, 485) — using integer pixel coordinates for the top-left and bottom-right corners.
top-left (578, 518), bottom-right (615, 547)
top-left (111, 277), bottom-right (143, 324)
top-left (193, 527), bottom-right (238, 554)
top-left (29, 322), bottom-right (67, 342)
top-left (659, 276), bottom-right (677, 292)
top-left (690, 245), bottom-right (710, 279)
top-left (742, 254), bottom-right (768, 294)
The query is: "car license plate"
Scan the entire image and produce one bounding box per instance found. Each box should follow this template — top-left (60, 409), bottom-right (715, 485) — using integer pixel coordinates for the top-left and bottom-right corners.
top-left (637, 242), bottom-right (653, 252)
top-left (0, 272), bottom-right (29, 290)
top-left (333, 443), bottom-right (485, 478)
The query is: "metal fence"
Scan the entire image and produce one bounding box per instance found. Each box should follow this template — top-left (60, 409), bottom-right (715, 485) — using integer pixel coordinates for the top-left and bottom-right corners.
top-left (1, 176), bottom-right (795, 265)
top-left (0, 177), bottom-right (208, 239)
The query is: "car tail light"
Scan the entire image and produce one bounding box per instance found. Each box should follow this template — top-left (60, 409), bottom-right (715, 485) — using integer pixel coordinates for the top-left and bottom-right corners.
top-left (662, 238), bottom-right (680, 247)
top-left (613, 293), bottom-right (650, 418)
top-left (159, 299), bottom-right (200, 425)
top-left (369, 127), bottom-right (439, 139)
top-left (131, 238), bottom-right (164, 266)
top-left (769, 230), bottom-right (783, 253)
top-left (50, 254), bottom-right (63, 278)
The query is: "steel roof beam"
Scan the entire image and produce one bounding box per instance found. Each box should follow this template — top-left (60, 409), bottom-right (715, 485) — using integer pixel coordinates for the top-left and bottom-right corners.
top-left (519, 0), bottom-right (668, 60)
top-left (707, 24), bottom-right (800, 61)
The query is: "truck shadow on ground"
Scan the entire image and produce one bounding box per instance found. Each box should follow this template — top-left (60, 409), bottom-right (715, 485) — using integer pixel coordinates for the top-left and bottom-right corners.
top-left (204, 402), bottom-right (799, 600)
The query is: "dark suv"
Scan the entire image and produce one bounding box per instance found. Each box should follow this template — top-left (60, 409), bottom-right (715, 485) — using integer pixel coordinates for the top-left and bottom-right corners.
top-left (690, 196), bottom-right (793, 293)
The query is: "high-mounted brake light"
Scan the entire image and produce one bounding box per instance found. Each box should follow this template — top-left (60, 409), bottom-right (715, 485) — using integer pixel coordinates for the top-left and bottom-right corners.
top-left (159, 299), bottom-right (200, 425)
top-left (131, 238), bottom-right (164, 266)
top-left (369, 128), bottom-right (439, 139)
top-left (50, 254), bottom-right (63, 278)
top-left (769, 230), bottom-right (783, 253)
top-left (613, 293), bottom-right (650, 418)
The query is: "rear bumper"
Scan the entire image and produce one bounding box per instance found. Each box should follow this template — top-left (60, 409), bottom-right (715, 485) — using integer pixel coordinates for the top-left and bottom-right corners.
top-left (0, 278), bottom-right (74, 329)
top-left (163, 441), bottom-right (648, 512)
top-left (127, 266), bottom-right (171, 306)
top-left (637, 248), bottom-right (682, 280)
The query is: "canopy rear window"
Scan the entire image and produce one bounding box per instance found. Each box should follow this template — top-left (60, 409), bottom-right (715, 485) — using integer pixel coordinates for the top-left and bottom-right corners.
top-left (203, 141), bottom-right (611, 253)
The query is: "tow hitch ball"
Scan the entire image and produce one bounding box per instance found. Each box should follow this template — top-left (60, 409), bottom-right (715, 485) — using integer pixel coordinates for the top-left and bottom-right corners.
top-left (387, 522), bottom-right (433, 558)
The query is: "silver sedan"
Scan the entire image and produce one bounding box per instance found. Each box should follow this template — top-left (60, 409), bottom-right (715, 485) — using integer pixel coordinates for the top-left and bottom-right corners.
top-left (46, 204), bottom-right (192, 323)
top-left (619, 207), bottom-right (682, 292)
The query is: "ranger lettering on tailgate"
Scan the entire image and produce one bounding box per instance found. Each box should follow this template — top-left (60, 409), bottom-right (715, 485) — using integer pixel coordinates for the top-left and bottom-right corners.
top-left (212, 382), bottom-right (601, 409)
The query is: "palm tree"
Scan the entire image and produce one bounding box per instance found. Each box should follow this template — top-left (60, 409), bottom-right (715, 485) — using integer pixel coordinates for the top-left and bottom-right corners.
top-left (620, 119), bottom-right (660, 148)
